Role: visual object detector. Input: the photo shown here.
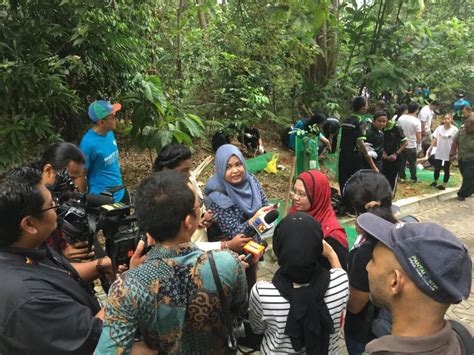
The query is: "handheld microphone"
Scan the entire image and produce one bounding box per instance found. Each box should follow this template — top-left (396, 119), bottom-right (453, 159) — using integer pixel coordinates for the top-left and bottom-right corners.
top-left (243, 240), bottom-right (268, 265)
top-left (250, 209), bottom-right (279, 236)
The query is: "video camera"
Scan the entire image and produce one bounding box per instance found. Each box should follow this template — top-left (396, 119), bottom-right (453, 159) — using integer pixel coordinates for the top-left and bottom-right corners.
top-left (50, 169), bottom-right (145, 269)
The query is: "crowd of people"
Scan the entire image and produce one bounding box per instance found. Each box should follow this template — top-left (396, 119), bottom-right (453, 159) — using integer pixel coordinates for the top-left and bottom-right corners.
top-left (0, 96), bottom-right (472, 355)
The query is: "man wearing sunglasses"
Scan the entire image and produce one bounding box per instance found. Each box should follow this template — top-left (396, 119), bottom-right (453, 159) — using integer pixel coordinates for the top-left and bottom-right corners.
top-left (0, 167), bottom-right (105, 354)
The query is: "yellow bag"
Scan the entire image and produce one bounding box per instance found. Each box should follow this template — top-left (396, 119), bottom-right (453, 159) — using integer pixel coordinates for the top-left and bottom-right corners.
top-left (264, 153), bottom-right (279, 174)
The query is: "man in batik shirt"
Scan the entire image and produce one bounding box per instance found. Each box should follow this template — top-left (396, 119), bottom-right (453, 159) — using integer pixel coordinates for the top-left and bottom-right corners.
top-left (95, 170), bottom-right (247, 354)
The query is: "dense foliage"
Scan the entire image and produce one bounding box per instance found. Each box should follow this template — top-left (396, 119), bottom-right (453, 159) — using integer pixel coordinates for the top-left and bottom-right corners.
top-left (1, 0), bottom-right (473, 167)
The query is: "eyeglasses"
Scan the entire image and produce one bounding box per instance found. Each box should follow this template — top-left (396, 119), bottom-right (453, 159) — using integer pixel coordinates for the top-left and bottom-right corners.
top-left (290, 190), bottom-right (307, 199)
top-left (39, 197), bottom-right (59, 213)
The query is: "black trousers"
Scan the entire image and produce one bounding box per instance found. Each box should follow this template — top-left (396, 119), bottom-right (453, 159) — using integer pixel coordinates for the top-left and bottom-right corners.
top-left (399, 147), bottom-right (417, 181)
top-left (433, 159), bottom-right (451, 183)
top-left (382, 159), bottom-right (400, 192)
top-left (338, 151), bottom-right (362, 209)
top-left (458, 160), bottom-right (474, 198)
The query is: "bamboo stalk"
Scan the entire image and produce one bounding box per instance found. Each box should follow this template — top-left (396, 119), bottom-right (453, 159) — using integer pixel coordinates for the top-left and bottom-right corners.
top-left (283, 156), bottom-right (296, 217)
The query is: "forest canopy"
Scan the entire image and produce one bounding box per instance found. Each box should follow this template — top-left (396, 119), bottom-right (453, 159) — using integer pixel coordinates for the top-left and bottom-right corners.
top-left (1, 0), bottom-right (473, 167)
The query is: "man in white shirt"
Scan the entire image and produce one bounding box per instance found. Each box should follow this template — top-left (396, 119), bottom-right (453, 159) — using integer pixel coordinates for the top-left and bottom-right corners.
top-left (418, 100), bottom-right (440, 143)
top-left (397, 102), bottom-right (422, 182)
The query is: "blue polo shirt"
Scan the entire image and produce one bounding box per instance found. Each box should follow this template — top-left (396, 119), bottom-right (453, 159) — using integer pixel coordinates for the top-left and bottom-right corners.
top-left (80, 129), bottom-right (124, 202)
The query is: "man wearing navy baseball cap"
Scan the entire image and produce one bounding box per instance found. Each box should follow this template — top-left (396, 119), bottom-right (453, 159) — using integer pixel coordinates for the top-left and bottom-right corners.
top-left (357, 213), bottom-right (472, 354)
top-left (79, 100), bottom-right (128, 203)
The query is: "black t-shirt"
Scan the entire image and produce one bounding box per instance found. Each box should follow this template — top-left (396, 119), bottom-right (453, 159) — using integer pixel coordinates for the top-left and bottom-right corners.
top-left (384, 123), bottom-right (407, 156)
top-left (0, 243), bottom-right (102, 354)
top-left (344, 241), bottom-right (379, 343)
top-left (366, 125), bottom-right (385, 162)
top-left (340, 114), bottom-right (365, 153)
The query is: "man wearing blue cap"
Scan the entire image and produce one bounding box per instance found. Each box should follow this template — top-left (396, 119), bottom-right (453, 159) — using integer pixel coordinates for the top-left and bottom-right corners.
top-left (357, 213), bottom-right (472, 354)
top-left (79, 100), bottom-right (127, 202)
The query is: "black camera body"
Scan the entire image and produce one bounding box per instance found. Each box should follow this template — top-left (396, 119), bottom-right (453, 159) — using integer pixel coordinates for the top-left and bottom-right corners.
top-left (50, 170), bottom-right (143, 269)
top-left (99, 202), bottom-right (145, 268)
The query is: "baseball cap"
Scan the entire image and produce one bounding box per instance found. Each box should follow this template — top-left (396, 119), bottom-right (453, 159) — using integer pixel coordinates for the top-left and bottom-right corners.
top-left (357, 213), bottom-right (472, 304)
top-left (88, 100), bottom-right (122, 122)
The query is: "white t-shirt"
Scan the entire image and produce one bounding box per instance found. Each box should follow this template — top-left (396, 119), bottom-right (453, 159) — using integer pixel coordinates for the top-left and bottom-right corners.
top-left (397, 114), bottom-right (422, 149)
top-left (249, 268), bottom-right (349, 355)
top-left (433, 125), bottom-right (459, 161)
top-left (418, 105), bottom-right (434, 133)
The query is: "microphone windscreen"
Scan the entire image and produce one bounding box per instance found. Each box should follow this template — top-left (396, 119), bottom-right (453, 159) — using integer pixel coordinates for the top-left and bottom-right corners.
top-left (85, 193), bottom-right (114, 207)
top-left (263, 209), bottom-right (279, 224)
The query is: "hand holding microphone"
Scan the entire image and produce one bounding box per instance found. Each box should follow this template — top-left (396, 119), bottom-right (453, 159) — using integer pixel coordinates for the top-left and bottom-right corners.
top-left (248, 208), bottom-right (279, 237)
top-left (242, 240), bottom-right (268, 266)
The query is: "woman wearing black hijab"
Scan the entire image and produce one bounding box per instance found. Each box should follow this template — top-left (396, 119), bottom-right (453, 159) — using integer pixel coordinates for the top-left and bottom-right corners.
top-left (249, 213), bottom-right (349, 354)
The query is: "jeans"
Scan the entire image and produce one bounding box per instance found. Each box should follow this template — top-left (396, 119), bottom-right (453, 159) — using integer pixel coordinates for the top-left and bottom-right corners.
top-left (458, 160), bottom-right (474, 198)
top-left (399, 147), bottom-right (417, 181)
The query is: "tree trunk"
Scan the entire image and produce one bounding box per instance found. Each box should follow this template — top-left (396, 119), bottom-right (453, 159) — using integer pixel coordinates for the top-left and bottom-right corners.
top-left (309, 21), bottom-right (328, 88)
top-left (196, 0), bottom-right (207, 30)
top-left (359, 0), bottom-right (388, 95)
top-left (309, 0), bottom-right (339, 88)
top-left (176, 0), bottom-right (186, 80)
top-left (326, 0), bottom-right (339, 78)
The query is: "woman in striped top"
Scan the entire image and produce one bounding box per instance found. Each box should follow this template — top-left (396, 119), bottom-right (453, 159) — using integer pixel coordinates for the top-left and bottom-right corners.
top-left (249, 213), bottom-right (349, 354)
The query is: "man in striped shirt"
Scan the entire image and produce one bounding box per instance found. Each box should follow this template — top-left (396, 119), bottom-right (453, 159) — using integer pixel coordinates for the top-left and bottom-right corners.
top-left (249, 213), bottom-right (349, 354)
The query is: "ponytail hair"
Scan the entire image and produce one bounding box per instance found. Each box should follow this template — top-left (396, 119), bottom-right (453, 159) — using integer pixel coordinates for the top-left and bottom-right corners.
top-left (344, 170), bottom-right (397, 223)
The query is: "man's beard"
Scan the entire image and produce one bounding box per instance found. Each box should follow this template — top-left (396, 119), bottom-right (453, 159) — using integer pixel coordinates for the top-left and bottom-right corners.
top-left (369, 291), bottom-right (391, 311)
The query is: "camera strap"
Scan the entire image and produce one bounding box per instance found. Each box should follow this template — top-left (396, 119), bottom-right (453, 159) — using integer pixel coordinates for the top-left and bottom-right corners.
top-left (207, 251), bottom-right (237, 350)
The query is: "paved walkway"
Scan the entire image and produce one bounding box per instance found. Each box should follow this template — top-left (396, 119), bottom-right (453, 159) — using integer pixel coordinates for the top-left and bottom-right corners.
top-left (255, 196), bottom-right (474, 353)
top-left (414, 196), bottom-right (474, 327)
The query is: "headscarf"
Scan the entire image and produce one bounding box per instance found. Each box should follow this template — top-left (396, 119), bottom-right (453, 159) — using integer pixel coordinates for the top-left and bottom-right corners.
top-left (290, 170), bottom-right (348, 249)
top-left (204, 144), bottom-right (262, 216)
top-left (272, 213), bottom-right (334, 354)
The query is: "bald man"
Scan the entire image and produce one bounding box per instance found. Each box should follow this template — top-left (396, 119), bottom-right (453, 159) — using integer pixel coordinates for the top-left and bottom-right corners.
top-left (357, 213), bottom-right (472, 355)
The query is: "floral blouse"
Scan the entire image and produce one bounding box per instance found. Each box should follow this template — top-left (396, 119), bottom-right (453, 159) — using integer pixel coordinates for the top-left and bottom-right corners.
top-left (206, 174), bottom-right (269, 240)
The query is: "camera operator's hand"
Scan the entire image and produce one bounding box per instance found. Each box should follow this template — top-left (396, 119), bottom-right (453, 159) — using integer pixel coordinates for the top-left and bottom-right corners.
top-left (226, 234), bottom-right (252, 253)
top-left (63, 241), bottom-right (94, 260)
top-left (129, 240), bottom-right (148, 270)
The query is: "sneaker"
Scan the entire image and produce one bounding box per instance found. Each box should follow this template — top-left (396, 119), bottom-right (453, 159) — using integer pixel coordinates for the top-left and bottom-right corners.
top-left (430, 182), bottom-right (437, 187)
top-left (437, 185), bottom-right (446, 190)
top-left (399, 178), bottom-right (406, 183)
top-left (457, 195), bottom-right (466, 201)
